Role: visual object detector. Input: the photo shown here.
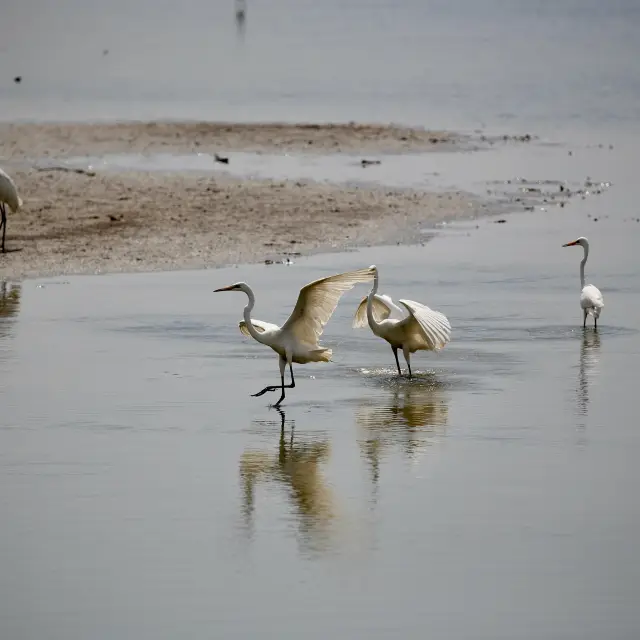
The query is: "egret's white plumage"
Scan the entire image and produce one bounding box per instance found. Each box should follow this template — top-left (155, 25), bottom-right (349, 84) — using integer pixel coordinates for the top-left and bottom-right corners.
top-left (215, 266), bottom-right (375, 406)
top-left (353, 265), bottom-right (451, 377)
top-left (0, 168), bottom-right (23, 252)
top-left (562, 236), bottom-right (604, 328)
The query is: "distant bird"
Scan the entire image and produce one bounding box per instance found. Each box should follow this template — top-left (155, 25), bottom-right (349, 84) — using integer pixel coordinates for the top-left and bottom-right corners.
top-left (353, 265), bottom-right (451, 377)
top-left (235, 0), bottom-right (246, 36)
top-left (214, 267), bottom-right (375, 406)
top-left (235, 0), bottom-right (246, 22)
top-left (562, 236), bottom-right (604, 328)
top-left (0, 168), bottom-right (23, 252)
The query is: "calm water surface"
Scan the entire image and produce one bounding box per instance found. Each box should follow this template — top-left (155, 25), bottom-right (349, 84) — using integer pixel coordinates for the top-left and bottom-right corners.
top-left (1, 196), bottom-right (639, 637)
top-left (2, 0), bottom-right (640, 637)
top-left (1, 0), bottom-right (640, 135)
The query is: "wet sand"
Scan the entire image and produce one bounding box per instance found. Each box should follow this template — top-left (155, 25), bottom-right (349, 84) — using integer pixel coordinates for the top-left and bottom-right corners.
top-left (0, 122), bottom-right (499, 281)
top-left (0, 122), bottom-right (460, 158)
top-left (1, 168), bottom-right (478, 281)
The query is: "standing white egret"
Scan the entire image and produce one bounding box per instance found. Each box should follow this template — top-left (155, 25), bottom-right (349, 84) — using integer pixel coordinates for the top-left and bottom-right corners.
top-left (562, 236), bottom-right (604, 328)
top-left (0, 168), bottom-right (23, 253)
top-left (214, 266), bottom-right (375, 407)
top-left (352, 265), bottom-right (451, 378)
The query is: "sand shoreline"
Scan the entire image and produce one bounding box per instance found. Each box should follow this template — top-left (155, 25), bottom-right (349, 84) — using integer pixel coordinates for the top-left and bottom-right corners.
top-left (0, 121), bottom-right (465, 159)
top-left (0, 121), bottom-right (504, 281)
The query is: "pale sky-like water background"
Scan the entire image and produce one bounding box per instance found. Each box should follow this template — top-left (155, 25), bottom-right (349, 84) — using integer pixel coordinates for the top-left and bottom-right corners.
top-left (2, 1), bottom-right (640, 638)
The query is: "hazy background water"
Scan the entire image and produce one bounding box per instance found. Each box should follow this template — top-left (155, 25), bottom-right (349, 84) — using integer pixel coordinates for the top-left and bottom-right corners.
top-left (1, 0), bottom-right (640, 135)
top-left (2, 1), bottom-right (640, 639)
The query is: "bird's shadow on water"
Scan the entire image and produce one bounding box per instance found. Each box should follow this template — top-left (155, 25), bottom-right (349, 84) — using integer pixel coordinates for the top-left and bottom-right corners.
top-left (238, 407), bottom-right (338, 555)
top-left (574, 328), bottom-right (602, 444)
top-left (0, 281), bottom-right (22, 342)
top-left (0, 247), bottom-right (22, 254)
top-left (350, 373), bottom-right (450, 501)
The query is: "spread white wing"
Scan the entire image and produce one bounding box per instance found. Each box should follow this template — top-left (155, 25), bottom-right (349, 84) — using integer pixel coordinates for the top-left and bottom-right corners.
top-left (238, 319), bottom-right (280, 337)
top-left (281, 267), bottom-right (375, 346)
top-left (398, 299), bottom-right (451, 351)
top-left (352, 294), bottom-right (404, 328)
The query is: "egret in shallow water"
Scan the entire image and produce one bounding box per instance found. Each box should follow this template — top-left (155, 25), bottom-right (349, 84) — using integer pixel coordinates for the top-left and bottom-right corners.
top-left (214, 266), bottom-right (375, 406)
top-left (0, 168), bottom-right (23, 253)
top-left (353, 265), bottom-right (451, 378)
top-left (562, 236), bottom-right (604, 328)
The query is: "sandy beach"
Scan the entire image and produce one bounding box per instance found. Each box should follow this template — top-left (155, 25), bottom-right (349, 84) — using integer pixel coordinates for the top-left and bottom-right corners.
top-left (0, 122), bottom-right (491, 280)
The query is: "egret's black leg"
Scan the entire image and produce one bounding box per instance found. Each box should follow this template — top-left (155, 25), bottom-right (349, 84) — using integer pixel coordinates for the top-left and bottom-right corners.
top-left (1, 203), bottom-right (6, 253)
top-left (405, 355), bottom-right (413, 379)
top-left (594, 316), bottom-right (598, 330)
top-left (272, 363), bottom-right (295, 408)
top-left (252, 384), bottom-right (280, 397)
top-left (252, 358), bottom-right (295, 398)
top-left (273, 373), bottom-right (286, 407)
top-left (392, 347), bottom-right (402, 376)
top-left (288, 363), bottom-right (295, 387)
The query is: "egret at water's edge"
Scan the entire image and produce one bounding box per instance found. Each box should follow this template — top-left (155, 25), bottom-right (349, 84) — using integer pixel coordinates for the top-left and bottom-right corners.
top-left (352, 265), bottom-right (451, 378)
top-left (214, 266), bottom-right (376, 407)
top-left (562, 236), bottom-right (604, 328)
top-left (0, 168), bottom-right (23, 253)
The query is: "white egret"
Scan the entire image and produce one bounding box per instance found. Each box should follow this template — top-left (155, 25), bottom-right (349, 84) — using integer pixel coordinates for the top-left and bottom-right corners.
top-left (0, 168), bottom-right (23, 253)
top-left (562, 236), bottom-right (604, 328)
top-left (353, 265), bottom-right (451, 378)
top-left (214, 266), bottom-right (375, 406)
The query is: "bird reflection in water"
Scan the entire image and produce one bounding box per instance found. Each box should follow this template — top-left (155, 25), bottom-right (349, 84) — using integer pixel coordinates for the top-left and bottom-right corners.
top-left (356, 378), bottom-right (449, 496)
top-left (0, 281), bottom-right (21, 341)
top-left (239, 408), bottom-right (336, 553)
top-left (576, 328), bottom-right (601, 436)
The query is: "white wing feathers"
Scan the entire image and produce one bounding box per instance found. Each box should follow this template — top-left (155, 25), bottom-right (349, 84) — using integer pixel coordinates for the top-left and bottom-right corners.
top-left (581, 285), bottom-right (604, 311)
top-left (399, 299), bottom-right (452, 351)
top-left (352, 294), bottom-right (399, 328)
top-left (282, 267), bottom-right (375, 346)
top-left (0, 168), bottom-right (22, 212)
top-left (238, 319), bottom-right (280, 337)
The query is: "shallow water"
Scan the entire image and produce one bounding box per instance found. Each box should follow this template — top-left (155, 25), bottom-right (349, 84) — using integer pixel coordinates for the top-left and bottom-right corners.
top-left (57, 131), bottom-right (619, 199)
top-left (2, 188), bottom-right (639, 637)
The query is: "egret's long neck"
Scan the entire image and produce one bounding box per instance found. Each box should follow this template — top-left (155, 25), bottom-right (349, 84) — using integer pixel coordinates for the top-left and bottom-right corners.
top-left (241, 285), bottom-right (265, 343)
top-left (579, 243), bottom-right (589, 289)
top-left (366, 270), bottom-right (383, 331)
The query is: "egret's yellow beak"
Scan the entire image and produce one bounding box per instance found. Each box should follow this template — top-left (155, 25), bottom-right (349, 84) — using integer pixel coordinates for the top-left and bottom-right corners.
top-left (213, 285), bottom-right (235, 292)
top-left (562, 240), bottom-right (578, 247)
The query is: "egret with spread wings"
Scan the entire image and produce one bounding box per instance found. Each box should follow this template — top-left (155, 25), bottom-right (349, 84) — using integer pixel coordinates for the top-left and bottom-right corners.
top-left (562, 236), bottom-right (604, 328)
top-left (215, 266), bottom-right (375, 406)
top-left (352, 265), bottom-right (451, 378)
